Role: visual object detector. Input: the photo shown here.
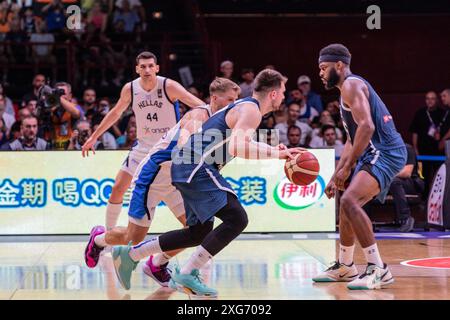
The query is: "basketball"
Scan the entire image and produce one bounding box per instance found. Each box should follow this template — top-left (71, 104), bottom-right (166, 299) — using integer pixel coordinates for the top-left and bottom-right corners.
top-left (284, 151), bottom-right (320, 186)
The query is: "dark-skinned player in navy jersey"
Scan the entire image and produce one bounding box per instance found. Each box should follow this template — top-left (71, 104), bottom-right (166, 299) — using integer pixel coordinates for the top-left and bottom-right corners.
top-left (312, 44), bottom-right (406, 290)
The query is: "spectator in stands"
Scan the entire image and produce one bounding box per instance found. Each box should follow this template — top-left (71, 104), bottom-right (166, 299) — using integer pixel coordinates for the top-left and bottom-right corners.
top-left (273, 108), bottom-right (287, 125)
top-left (297, 89), bottom-right (319, 124)
top-left (0, 93), bottom-right (15, 131)
top-left (24, 99), bottom-right (37, 116)
top-left (187, 85), bottom-right (203, 100)
top-left (438, 88), bottom-right (450, 151)
top-left (67, 119), bottom-right (103, 150)
top-left (388, 144), bottom-right (424, 232)
top-left (0, 117), bottom-right (8, 146)
top-left (41, 0), bottom-right (66, 35)
top-left (17, 106), bottom-right (31, 121)
top-left (1, 115), bottom-right (49, 150)
top-left (297, 75), bottom-right (323, 113)
top-left (117, 125), bottom-right (136, 149)
top-left (0, 83), bottom-right (15, 118)
top-left (409, 91), bottom-right (447, 194)
top-left (5, 16), bottom-right (28, 65)
top-left (86, 2), bottom-right (108, 33)
top-left (309, 124), bottom-right (344, 157)
top-left (115, 0), bottom-right (145, 30)
top-left (310, 110), bottom-right (343, 142)
top-left (104, 19), bottom-right (129, 87)
top-left (239, 68), bottom-right (254, 98)
top-left (219, 60), bottom-right (235, 81)
top-left (325, 99), bottom-right (341, 125)
top-left (274, 102), bottom-right (312, 146)
top-left (47, 81), bottom-right (81, 150)
top-left (21, 74), bottom-right (45, 107)
top-left (0, 1), bottom-right (13, 35)
top-left (80, 88), bottom-right (97, 117)
top-left (30, 20), bottom-right (57, 82)
top-left (21, 6), bottom-right (36, 35)
top-left (286, 125), bottom-right (307, 148)
top-left (112, 0), bottom-right (140, 33)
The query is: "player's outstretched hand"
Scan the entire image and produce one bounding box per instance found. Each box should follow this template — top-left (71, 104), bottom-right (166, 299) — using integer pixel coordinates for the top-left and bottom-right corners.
top-left (325, 180), bottom-right (336, 199)
top-left (82, 136), bottom-right (97, 157)
top-left (276, 144), bottom-right (307, 160)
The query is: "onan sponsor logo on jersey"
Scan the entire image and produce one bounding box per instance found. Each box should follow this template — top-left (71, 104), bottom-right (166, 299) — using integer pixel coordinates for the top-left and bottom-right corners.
top-left (138, 99), bottom-right (163, 109)
top-left (273, 176), bottom-right (325, 210)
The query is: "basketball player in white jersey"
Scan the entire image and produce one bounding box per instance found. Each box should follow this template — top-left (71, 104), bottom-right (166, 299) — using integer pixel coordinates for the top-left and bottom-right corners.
top-left (84, 78), bottom-right (240, 287)
top-left (81, 51), bottom-right (204, 251)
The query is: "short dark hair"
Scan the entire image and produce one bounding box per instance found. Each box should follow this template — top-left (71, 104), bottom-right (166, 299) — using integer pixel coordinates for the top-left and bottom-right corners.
top-left (321, 124), bottom-right (336, 135)
top-left (319, 43), bottom-right (352, 65)
top-left (287, 101), bottom-right (300, 110)
top-left (241, 68), bottom-right (253, 75)
top-left (254, 69), bottom-right (286, 93)
top-left (136, 51), bottom-right (158, 65)
top-left (288, 125), bottom-right (301, 135)
top-left (22, 115), bottom-right (38, 123)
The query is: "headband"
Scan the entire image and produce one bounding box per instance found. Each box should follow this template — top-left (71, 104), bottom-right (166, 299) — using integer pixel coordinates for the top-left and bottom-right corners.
top-left (318, 54), bottom-right (351, 65)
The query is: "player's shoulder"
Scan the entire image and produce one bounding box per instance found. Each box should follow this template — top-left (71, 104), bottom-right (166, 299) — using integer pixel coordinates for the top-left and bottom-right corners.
top-left (187, 107), bottom-right (209, 120)
top-left (342, 77), bottom-right (366, 92)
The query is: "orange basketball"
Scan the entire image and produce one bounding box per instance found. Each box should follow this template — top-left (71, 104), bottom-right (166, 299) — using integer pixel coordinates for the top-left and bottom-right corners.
top-left (284, 151), bottom-right (320, 186)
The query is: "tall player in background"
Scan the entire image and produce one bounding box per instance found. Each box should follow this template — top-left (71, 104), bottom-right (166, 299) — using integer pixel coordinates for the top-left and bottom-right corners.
top-left (84, 78), bottom-right (240, 288)
top-left (312, 44), bottom-right (406, 289)
top-left (81, 52), bottom-right (204, 256)
top-left (111, 69), bottom-right (305, 296)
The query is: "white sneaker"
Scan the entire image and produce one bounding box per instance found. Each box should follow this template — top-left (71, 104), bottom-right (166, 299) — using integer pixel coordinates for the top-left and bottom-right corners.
top-left (313, 261), bottom-right (359, 282)
top-left (347, 263), bottom-right (394, 290)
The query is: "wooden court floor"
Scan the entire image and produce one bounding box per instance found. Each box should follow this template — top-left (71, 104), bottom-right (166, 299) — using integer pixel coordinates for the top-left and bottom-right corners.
top-left (0, 235), bottom-right (449, 300)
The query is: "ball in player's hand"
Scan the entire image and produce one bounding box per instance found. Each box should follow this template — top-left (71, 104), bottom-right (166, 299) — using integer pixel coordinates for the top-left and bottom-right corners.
top-left (284, 151), bottom-right (320, 185)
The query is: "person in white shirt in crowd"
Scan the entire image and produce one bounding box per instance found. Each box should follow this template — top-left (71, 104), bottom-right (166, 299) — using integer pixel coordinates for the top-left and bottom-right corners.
top-left (274, 101), bottom-right (312, 146)
top-left (297, 74), bottom-right (323, 112)
top-left (309, 124), bottom-right (344, 157)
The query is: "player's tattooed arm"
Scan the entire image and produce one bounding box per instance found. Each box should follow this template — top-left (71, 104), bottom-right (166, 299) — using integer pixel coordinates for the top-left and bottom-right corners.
top-left (165, 79), bottom-right (205, 109)
top-left (82, 83), bottom-right (131, 157)
top-left (340, 79), bottom-right (375, 169)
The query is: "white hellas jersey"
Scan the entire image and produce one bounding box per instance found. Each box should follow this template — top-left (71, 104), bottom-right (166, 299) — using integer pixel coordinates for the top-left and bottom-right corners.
top-left (130, 76), bottom-right (180, 149)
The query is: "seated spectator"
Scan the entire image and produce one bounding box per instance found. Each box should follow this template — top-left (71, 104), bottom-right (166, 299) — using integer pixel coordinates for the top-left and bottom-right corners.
top-left (41, 0), bottom-right (66, 35)
top-left (80, 88), bottom-right (97, 117)
top-left (0, 93), bottom-right (15, 131)
top-left (309, 124), bottom-right (344, 157)
top-left (219, 60), bottom-right (236, 82)
top-left (67, 120), bottom-right (103, 150)
top-left (5, 16), bottom-right (28, 65)
top-left (286, 125), bottom-right (307, 148)
top-left (92, 122), bottom-right (118, 150)
top-left (117, 125), bottom-right (137, 149)
top-left (297, 75), bottom-right (323, 112)
top-left (0, 117), bottom-right (8, 146)
top-left (297, 89), bottom-right (319, 124)
top-left (112, 0), bottom-right (140, 33)
top-left (187, 85), bottom-right (203, 100)
top-left (25, 99), bottom-right (38, 116)
top-left (21, 74), bottom-right (46, 107)
top-left (114, 0), bottom-right (145, 30)
top-left (325, 99), bottom-right (341, 125)
top-left (1, 115), bottom-right (49, 150)
top-left (388, 144), bottom-right (424, 232)
top-left (17, 107), bottom-right (31, 121)
top-left (311, 110), bottom-right (343, 141)
top-left (239, 68), bottom-right (254, 98)
top-left (0, 83), bottom-right (15, 118)
top-left (21, 6), bottom-right (37, 36)
top-left (274, 102), bottom-right (312, 146)
top-left (273, 108), bottom-right (287, 125)
top-left (87, 2), bottom-right (108, 33)
top-left (30, 20), bottom-right (57, 81)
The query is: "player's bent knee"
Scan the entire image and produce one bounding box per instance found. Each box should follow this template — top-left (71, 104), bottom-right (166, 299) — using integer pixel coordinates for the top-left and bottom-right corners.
top-left (189, 222), bottom-right (213, 245)
top-left (340, 194), bottom-right (357, 217)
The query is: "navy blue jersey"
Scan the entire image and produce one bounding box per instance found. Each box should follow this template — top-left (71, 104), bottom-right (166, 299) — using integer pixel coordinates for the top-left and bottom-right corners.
top-left (172, 97), bottom-right (260, 182)
top-left (340, 75), bottom-right (404, 153)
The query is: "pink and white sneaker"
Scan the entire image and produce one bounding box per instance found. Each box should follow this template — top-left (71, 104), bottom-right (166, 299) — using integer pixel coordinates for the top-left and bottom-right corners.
top-left (84, 226), bottom-right (106, 268)
top-left (142, 255), bottom-right (171, 287)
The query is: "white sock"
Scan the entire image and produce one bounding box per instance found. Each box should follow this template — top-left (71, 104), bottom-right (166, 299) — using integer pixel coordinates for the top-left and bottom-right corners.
top-left (180, 246), bottom-right (213, 275)
top-left (363, 243), bottom-right (384, 268)
top-left (105, 202), bottom-right (122, 230)
top-left (153, 253), bottom-right (171, 267)
top-left (94, 233), bottom-right (108, 248)
top-left (339, 244), bottom-right (355, 266)
top-left (129, 237), bottom-right (162, 262)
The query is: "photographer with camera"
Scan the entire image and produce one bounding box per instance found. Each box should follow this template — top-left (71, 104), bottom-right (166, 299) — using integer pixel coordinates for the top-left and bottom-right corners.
top-left (37, 81), bottom-right (82, 150)
top-left (67, 120), bottom-right (103, 151)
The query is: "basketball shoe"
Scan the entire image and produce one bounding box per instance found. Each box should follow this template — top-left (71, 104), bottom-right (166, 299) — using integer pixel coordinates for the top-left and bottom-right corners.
top-left (169, 266), bottom-right (217, 298)
top-left (112, 242), bottom-right (138, 290)
top-left (347, 263), bottom-right (394, 290)
top-left (312, 261), bottom-right (359, 282)
top-left (142, 255), bottom-right (171, 287)
top-left (84, 226), bottom-right (106, 268)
